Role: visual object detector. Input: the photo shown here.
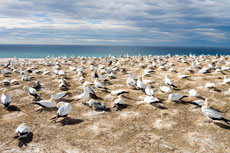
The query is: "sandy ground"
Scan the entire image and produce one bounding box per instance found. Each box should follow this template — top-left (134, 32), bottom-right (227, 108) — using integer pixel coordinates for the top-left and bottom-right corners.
top-left (1, 55), bottom-right (230, 153)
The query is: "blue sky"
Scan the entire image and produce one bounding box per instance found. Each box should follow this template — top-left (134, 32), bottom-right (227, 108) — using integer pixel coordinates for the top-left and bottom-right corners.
top-left (0, 0), bottom-right (229, 46)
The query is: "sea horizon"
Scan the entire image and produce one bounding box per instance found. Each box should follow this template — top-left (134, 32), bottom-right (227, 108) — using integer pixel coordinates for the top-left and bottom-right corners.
top-left (1, 44), bottom-right (230, 58)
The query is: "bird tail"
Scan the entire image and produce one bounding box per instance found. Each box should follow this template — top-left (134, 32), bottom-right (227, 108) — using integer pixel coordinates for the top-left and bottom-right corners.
top-left (35, 94), bottom-right (41, 99)
top-left (171, 84), bottom-right (177, 88)
top-left (222, 118), bottom-right (230, 124)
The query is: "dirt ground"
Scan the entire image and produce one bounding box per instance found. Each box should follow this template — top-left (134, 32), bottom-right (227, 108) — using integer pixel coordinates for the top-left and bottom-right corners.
top-left (0, 55), bottom-right (230, 153)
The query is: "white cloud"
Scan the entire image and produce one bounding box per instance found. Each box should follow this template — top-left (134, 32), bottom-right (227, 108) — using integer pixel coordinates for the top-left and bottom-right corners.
top-left (0, 0), bottom-right (229, 45)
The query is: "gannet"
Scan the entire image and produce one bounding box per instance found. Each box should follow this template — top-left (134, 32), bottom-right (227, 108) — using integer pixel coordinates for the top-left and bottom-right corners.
top-left (79, 76), bottom-right (85, 83)
top-left (113, 95), bottom-right (127, 109)
top-left (205, 82), bottom-right (215, 89)
top-left (87, 99), bottom-right (106, 111)
top-left (1, 90), bottom-right (11, 109)
top-left (21, 71), bottom-right (32, 81)
top-left (189, 89), bottom-right (200, 97)
top-left (51, 91), bottom-right (70, 100)
top-left (168, 93), bottom-right (187, 101)
top-left (159, 86), bottom-right (172, 93)
top-left (165, 75), bottom-right (177, 88)
top-left (15, 123), bottom-right (30, 138)
top-left (201, 99), bottom-right (230, 124)
top-left (145, 82), bottom-right (154, 96)
top-left (51, 102), bottom-right (72, 123)
top-left (98, 71), bottom-right (108, 82)
top-left (94, 78), bottom-right (107, 90)
top-left (1, 69), bottom-right (11, 77)
top-left (224, 76), bottom-right (230, 84)
top-left (137, 76), bottom-right (145, 91)
top-left (32, 98), bottom-right (57, 111)
top-left (190, 99), bottom-right (205, 106)
top-left (3, 80), bottom-right (10, 86)
top-left (178, 74), bottom-right (189, 79)
top-left (76, 84), bottom-right (91, 102)
top-left (108, 72), bottom-right (116, 79)
top-left (23, 86), bottom-right (40, 99)
top-left (111, 89), bottom-right (129, 96)
top-left (11, 79), bottom-right (19, 85)
top-left (144, 96), bottom-right (160, 104)
top-left (90, 64), bottom-right (94, 71)
top-left (32, 81), bottom-right (42, 91)
top-left (126, 77), bottom-right (137, 89)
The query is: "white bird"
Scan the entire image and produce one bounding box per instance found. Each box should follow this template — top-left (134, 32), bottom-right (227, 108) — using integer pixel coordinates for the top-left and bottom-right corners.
top-left (90, 65), bottom-right (94, 71)
top-left (1, 69), bottom-right (11, 76)
top-left (32, 99), bottom-right (56, 111)
top-left (11, 79), bottom-right (19, 85)
top-left (23, 86), bottom-right (40, 99)
top-left (113, 95), bottom-right (126, 109)
top-left (111, 89), bottom-right (129, 96)
top-left (87, 99), bottom-right (106, 111)
top-left (159, 86), bottom-right (172, 93)
top-left (168, 93), bottom-right (187, 101)
top-left (165, 75), bottom-right (177, 88)
top-left (201, 99), bottom-right (230, 124)
top-left (144, 96), bottom-right (160, 104)
top-left (178, 74), bottom-right (189, 79)
top-left (224, 76), bottom-right (230, 84)
top-left (51, 92), bottom-right (69, 100)
top-left (3, 79), bottom-right (10, 86)
top-left (98, 71), bottom-right (107, 82)
top-left (189, 89), bottom-right (200, 97)
top-left (1, 90), bottom-right (11, 108)
top-left (76, 84), bottom-right (91, 102)
top-left (205, 82), bottom-right (215, 89)
top-left (190, 99), bottom-right (205, 106)
top-left (126, 77), bottom-right (137, 89)
top-left (108, 72), bottom-right (116, 79)
top-left (137, 76), bottom-right (145, 90)
top-left (94, 78), bottom-right (107, 90)
top-left (15, 123), bottom-right (30, 138)
top-left (51, 102), bottom-right (72, 123)
top-left (145, 82), bottom-right (154, 96)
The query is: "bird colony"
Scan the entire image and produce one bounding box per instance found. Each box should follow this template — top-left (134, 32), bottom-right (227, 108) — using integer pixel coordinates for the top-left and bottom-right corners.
top-left (1, 54), bottom-right (230, 152)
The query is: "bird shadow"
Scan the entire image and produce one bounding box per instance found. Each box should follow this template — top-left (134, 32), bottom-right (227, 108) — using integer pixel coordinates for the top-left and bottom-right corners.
top-left (59, 118), bottom-right (84, 126)
top-left (174, 100), bottom-right (190, 105)
top-left (115, 104), bottom-right (130, 111)
top-left (213, 87), bottom-right (221, 92)
top-left (173, 88), bottom-right (182, 91)
top-left (214, 122), bottom-right (230, 130)
top-left (7, 105), bottom-right (21, 112)
top-left (197, 96), bottom-right (205, 100)
top-left (36, 107), bottom-right (57, 113)
top-left (122, 95), bottom-right (136, 101)
top-left (18, 132), bottom-right (33, 148)
top-left (106, 81), bottom-right (113, 85)
top-left (59, 98), bottom-right (75, 103)
top-left (152, 103), bottom-right (167, 109)
top-left (95, 107), bottom-right (111, 112)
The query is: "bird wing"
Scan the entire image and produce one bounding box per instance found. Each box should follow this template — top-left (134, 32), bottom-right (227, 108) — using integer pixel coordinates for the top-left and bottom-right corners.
top-left (202, 107), bottom-right (223, 119)
top-left (58, 103), bottom-right (72, 116)
top-left (28, 87), bottom-right (37, 94)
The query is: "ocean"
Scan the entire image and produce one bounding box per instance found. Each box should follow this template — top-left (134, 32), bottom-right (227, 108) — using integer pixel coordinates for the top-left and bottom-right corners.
top-left (0, 44), bottom-right (230, 58)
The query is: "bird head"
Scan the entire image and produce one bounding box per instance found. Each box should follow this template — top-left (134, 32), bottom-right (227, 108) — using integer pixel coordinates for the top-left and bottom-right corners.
top-left (3, 90), bottom-right (8, 95)
top-left (204, 98), bottom-right (210, 107)
top-left (23, 86), bottom-right (27, 90)
top-left (118, 95), bottom-right (123, 99)
top-left (138, 76), bottom-right (142, 80)
top-left (57, 102), bottom-right (65, 108)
